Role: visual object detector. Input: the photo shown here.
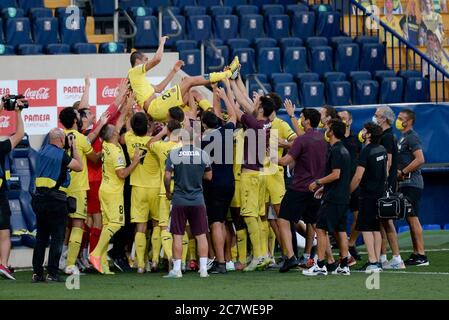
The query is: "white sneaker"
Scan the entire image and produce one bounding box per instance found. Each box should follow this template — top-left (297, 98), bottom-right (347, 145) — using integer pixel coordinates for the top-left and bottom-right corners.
top-left (302, 264), bottom-right (328, 276)
top-left (59, 252), bottom-right (67, 270)
top-left (207, 257), bottom-right (215, 271)
top-left (332, 265), bottom-right (351, 276)
top-left (163, 269), bottom-right (182, 278)
top-left (365, 263), bottom-right (382, 273)
top-left (64, 265), bottom-right (80, 275)
top-left (226, 261), bottom-right (236, 272)
top-left (243, 258), bottom-right (261, 272)
top-left (383, 259), bottom-right (406, 270)
top-left (200, 269), bottom-right (209, 278)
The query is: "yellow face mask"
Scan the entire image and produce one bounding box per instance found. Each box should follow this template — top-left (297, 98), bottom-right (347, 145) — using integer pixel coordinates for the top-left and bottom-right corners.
top-left (358, 130), bottom-right (366, 144)
top-left (395, 119), bottom-right (406, 131)
top-left (318, 120), bottom-right (325, 129)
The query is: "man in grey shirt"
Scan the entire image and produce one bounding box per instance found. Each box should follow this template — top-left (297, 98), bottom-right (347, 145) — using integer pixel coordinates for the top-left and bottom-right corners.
top-left (164, 128), bottom-right (212, 278)
top-left (396, 109), bottom-right (428, 266)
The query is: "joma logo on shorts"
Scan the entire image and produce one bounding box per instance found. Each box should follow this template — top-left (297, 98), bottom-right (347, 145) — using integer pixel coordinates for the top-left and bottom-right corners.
top-left (178, 151), bottom-right (200, 157)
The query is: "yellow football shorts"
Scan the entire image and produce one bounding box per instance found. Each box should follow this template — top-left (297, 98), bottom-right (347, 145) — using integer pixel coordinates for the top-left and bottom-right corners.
top-left (99, 190), bottom-right (125, 226)
top-left (67, 190), bottom-right (87, 220)
top-left (265, 167), bottom-right (286, 205)
top-left (148, 85), bottom-right (184, 122)
top-left (240, 170), bottom-right (266, 218)
top-left (131, 186), bottom-right (160, 223)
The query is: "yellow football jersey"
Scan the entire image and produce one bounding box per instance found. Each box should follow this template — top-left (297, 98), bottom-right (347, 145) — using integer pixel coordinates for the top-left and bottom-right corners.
top-left (128, 64), bottom-right (155, 108)
top-left (149, 139), bottom-right (182, 193)
top-left (125, 131), bottom-right (160, 188)
top-left (271, 117), bottom-right (296, 160)
top-left (64, 129), bottom-right (93, 192)
top-left (100, 141), bottom-right (126, 194)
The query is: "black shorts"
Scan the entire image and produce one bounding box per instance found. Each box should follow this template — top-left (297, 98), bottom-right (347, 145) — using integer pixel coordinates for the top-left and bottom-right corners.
top-left (349, 188), bottom-right (360, 212)
top-left (279, 189), bottom-right (320, 224)
top-left (0, 193), bottom-right (11, 230)
top-left (169, 205), bottom-right (208, 236)
top-left (204, 187), bottom-right (234, 224)
top-left (400, 186), bottom-right (422, 217)
top-left (356, 197), bottom-right (380, 232)
top-left (316, 202), bottom-right (349, 233)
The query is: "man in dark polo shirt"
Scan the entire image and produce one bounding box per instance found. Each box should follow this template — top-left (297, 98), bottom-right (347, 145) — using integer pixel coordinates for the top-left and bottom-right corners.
top-left (164, 128), bottom-right (212, 279)
top-left (305, 119), bottom-right (351, 276)
top-left (277, 108), bottom-right (328, 272)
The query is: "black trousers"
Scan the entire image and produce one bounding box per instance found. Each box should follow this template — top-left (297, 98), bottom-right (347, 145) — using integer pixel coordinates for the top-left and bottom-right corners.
top-left (32, 195), bottom-right (68, 277)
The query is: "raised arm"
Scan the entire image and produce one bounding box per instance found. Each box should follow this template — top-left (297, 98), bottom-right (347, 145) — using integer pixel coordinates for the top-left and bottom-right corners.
top-left (217, 87), bottom-right (236, 125)
top-left (230, 80), bottom-right (254, 116)
top-left (116, 148), bottom-right (142, 179)
top-left (9, 108), bottom-right (25, 149)
top-left (87, 112), bottom-right (110, 143)
top-left (153, 60), bottom-right (184, 93)
top-left (145, 36), bottom-right (168, 72)
top-left (284, 99), bottom-right (303, 136)
top-left (147, 125), bottom-right (168, 148)
top-left (78, 74), bottom-right (91, 110)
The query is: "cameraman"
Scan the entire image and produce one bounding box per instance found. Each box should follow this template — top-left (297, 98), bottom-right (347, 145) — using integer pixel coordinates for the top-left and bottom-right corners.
top-left (31, 128), bottom-right (83, 282)
top-left (0, 96), bottom-right (25, 280)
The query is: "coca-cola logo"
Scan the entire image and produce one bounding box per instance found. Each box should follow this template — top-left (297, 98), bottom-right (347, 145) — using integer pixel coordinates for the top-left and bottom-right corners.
top-left (18, 80), bottom-right (56, 106)
top-left (102, 85), bottom-right (119, 98)
top-left (96, 78), bottom-right (123, 105)
top-left (24, 87), bottom-right (50, 100)
top-left (0, 115), bottom-right (10, 128)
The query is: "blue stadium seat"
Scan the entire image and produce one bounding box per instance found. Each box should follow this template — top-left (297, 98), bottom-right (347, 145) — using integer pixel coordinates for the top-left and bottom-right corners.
top-left (6, 17), bottom-right (32, 47)
top-left (324, 72), bottom-right (346, 85)
top-left (227, 38), bottom-right (250, 51)
top-left (335, 43), bottom-right (360, 75)
top-left (213, 15), bottom-right (238, 42)
top-left (349, 71), bottom-right (372, 83)
top-left (147, 0), bottom-right (170, 12)
top-left (257, 47), bottom-right (281, 75)
top-left (352, 80), bottom-right (379, 105)
top-left (404, 77), bottom-right (430, 103)
top-left (99, 42), bottom-right (126, 53)
top-left (374, 70), bottom-right (396, 82)
top-left (184, 6), bottom-right (206, 16)
top-left (379, 77), bottom-right (404, 104)
top-left (280, 0), bottom-right (303, 5)
top-left (249, 83), bottom-right (272, 96)
top-left (398, 70), bottom-right (422, 79)
top-left (236, 5), bottom-right (259, 16)
top-left (354, 35), bottom-right (379, 47)
top-left (209, 6), bottom-right (232, 16)
top-left (72, 43), bottom-right (97, 54)
top-left (300, 81), bottom-right (325, 108)
top-left (135, 15), bottom-right (158, 48)
top-left (2, 7), bottom-right (25, 20)
top-left (198, 0), bottom-right (221, 7)
top-left (28, 147), bottom-right (38, 175)
top-left (254, 37), bottom-right (277, 51)
top-left (283, 46), bottom-right (307, 74)
top-left (0, 18), bottom-right (3, 42)
top-left (262, 4), bottom-right (284, 16)
top-left (316, 11), bottom-right (341, 38)
top-left (224, 0), bottom-right (245, 7)
top-left (286, 4), bottom-right (309, 16)
top-left (275, 82), bottom-right (300, 106)
top-left (29, 7), bottom-right (52, 21)
top-left (360, 43), bottom-right (386, 74)
top-left (0, 44), bottom-right (15, 55)
top-left (309, 46), bottom-right (333, 76)
top-left (240, 14), bottom-right (263, 42)
top-left (326, 81), bottom-right (351, 106)
top-left (127, 7), bottom-right (153, 20)
top-left (187, 15), bottom-right (211, 42)
top-left (90, 0), bottom-right (115, 16)
top-left (8, 175), bottom-right (22, 199)
top-left (46, 43), bottom-right (70, 54)
top-left (17, 0), bottom-right (44, 13)
top-left (9, 199), bottom-right (27, 236)
top-left (271, 73), bottom-right (294, 85)
top-left (444, 224), bottom-right (449, 230)
top-left (33, 17), bottom-right (58, 46)
top-left (17, 43), bottom-right (42, 55)
top-left (232, 47), bottom-right (256, 78)
top-left (162, 6), bottom-right (180, 15)
top-left (310, 4), bottom-right (333, 14)
top-left (55, 6), bottom-right (84, 25)
top-left (330, 36), bottom-right (353, 48)
top-left (422, 224), bottom-right (441, 230)
top-left (120, 0), bottom-right (145, 10)
top-left (306, 36), bottom-right (328, 47)
top-left (292, 11), bottom-right (315, 39)
top-left (247, 73), bottom-right (268, 87)
top-left (175, 39), bottom-right (197, 51)
top-left (205, 45), bottom-right (230, 74)
top-left (279, 37), bottom-right (303, 51)
top-left (296, 72), bottom-right (319, 86)
top-left (162, 15), bottom-right (185, 47)
top-left (0, 1), bottom-right (17, 10)
top-left (60, 16), bottom-right (87, 46)
top-left (173, 0), bottom-right (195, 8)
top-left (248, 0), bottom-right (272, 5)
top-left (179, 49), bottom-right (201, 75)
top-left (398, 225), bottom-right (410, 233)
top-left (266, 14), bottom-right (290, 39)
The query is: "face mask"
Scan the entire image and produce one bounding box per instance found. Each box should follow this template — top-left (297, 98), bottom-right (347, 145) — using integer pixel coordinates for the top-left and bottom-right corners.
top-left (358, 130), bottom-right (366, 144)
top-left (395, 119), bottom-right (406, 131)
top-left (324, 130), bottom-right (331, 143)
top-left (372, 116), bottom-right (379, 125)
top-left (298, 119), bottom-right (304, 130)
top-left (318, 120), bottom-right (325, 129)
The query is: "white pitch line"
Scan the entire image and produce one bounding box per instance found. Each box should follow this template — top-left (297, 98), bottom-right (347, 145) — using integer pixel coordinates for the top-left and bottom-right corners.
top-left (358, 248), bottom-right (449, 254)
top-left (352, 270), bottom-right (449, 275)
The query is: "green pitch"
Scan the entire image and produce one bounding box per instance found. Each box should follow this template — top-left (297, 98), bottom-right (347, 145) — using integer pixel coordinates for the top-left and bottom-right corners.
top-left (2, 231), bottom-right (449, 300)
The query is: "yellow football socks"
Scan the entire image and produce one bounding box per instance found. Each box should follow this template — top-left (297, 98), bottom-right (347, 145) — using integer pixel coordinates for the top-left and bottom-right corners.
top-left (236, 229), bottom-right (247, 264)
top-left (91, 224), bottom-right (121, 258)
top-left (151, 226), bottom-right (162, 265)
top-left (269, 226), bottom-right (276, 257)
top-left (188, 238), bottom-right (197, 261)
top-left (66, 227), bottom-right (84, 267)
top-left (259, 218), bottom-right (269, 257)
top-left (135, 232), bottom-right (147, 269)
top-left (161, 228), bottom-right (173, 260)
top-left (244, 217), bottom-right (262, 258)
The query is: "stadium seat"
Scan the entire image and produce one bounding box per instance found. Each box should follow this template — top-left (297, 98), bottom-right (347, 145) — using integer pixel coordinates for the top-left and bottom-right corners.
top-left (249, 82), bottom-right (272, 96)
top-left (354, 35), bottom-right (379, 47)
top-left (179, 49), bottom-right (201, 75)
top-left (55, 6), bottom-right (84, 25)
top-left (444, 224), bottom-right (449, 230)
top-left (296, 72), bottom-right (320, 86)
top-left (349, 71), bottom-right (372, 83)
top-left (0, 1), bottom-right (17, 10)
top-left (286, 4), bottom-right (309, 16)
top-left (240, 14), bottom-right (263, 42)
top-left (187, 15), bottom-right (211, 42)
top-left (60, 16), bottom-right (87, 46)
top-left (309, 46), bottom-right (333, 76)
top-left (232, 47), bottom-right (256, 78)
top-left (275, 82), bottom-right (299, 106)
top-left (134, 15), bottom-right (158, 48)
top-left (33, 17), bottom-right (58, 46)
top-left (162, 6), bottom-right (181, 15)
top-left (175, 39), bottom-right (197, 51)
top-left (29, 7), bottom-right (52, 21)
top-left (223, 0), bottom-right (244, 7)
top-left (9, 199), bottom-right (27, 236)
top-left (99, 42), bottom-right (126, 53)
top-left (162, 15), bottom-right (185, 47)
top-left (147, 0), bottom-right (170, 12)
top-left (398, 225), bottom-right (410, 233)
top-left (248, 0), bottom-right (272, 5)
top-left (422, 224), bottom-right (441, 230)
top-left (379, 77), bottom-right (404, 104)
top-left (360, 43), bottom-right (386, 75)
top-left (120, 0), bottom-right (145, 10)
top-left (310, 4), bottom-right (333, 13)
top-left (271, 73), bottom-right (294, 85)
top-left (6, 17), bottom-right (32, 47)
top-left (316, 11), bottom-right (341, 38)
top-left (247, 73), bottom-right (268, 86)
top-left (213, 15), bottom-right (238, 42)
top-left (46, 43), bottom-right (70, 54)
top-left (326, 81), bottom-right (351, 106)
top-left (262, 4), bottom-right (284, 16)
top-left (17, 44), bottom-right (42, 55)
top-left (352, 79), bottom-right (379, 105)
top-left (71, 43), bottom-right (97, 54)
top-left (184, 6), bottom-right (206, 16)
top-left (324, 72), bottom-right (346, 84)
top-left (330, 36), bottom-right (353, 48)
top-left (127, 7), bottom-right (153, 20)
top-left (398, 70), bottom-right (422, 79)
top-left (0, 18), bottom-right (3, 42)
top-left (227, 38), bottom-right (250, 50)
top-left (8, 175), bottom-right (22, 199)
top-left (404, 77), bottom-right (430, 103)
top-left (279, 37), bottom-right (303, 51)
top-left (90, 0), bottom-right (115, 16)
top-left (205, 45), bottom-right (230, 74)
top-left (209, 6), bottom-right (232, 16)
top-left (257, 47), bottom-right (281, 75)
top-left (198, 0), bottom-right (221, 7)
top-left (2, 7), bottom-right (25, 20)
top-left (283, 46), bottom-right (307, 74)
top-left (266, 14), bottom-right (290, 39)
top-left (172, 0), bottom-right (195, 8)
top-left (0, 44), bottom-right (15, 55)
top-left (17, 0), bottom-right (43, 13)
top-left (374, 70), bottom-right (396, 82)
top-left (291, 11), bottom-right (315, 39)
top-left (306, 36), bottom-right (328, 47)
top-left (254, 37), bottom-right (277, 51)
top-left (300, 81), bottom-right (325, 108)
top-left (335, 43), bottom-right (360, 75)
top-left (236, 5), bottom-right (259, 16)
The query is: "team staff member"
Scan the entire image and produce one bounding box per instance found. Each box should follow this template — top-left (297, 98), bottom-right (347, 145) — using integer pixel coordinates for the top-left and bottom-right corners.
top-left (124, 112), bottom-right (161, 274)
top-left (350, 122), bottom-right (387, 273)
top-left (32, 129), bottom-right (83, 282)
top-left (277, 108), bottom-right (327, 273)
top-left (396, 109), bottom-right (428, 266)
top-left (59, 107), bottom-right (100, 275)
top-left (0, 98), bottom-right (25, 280)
